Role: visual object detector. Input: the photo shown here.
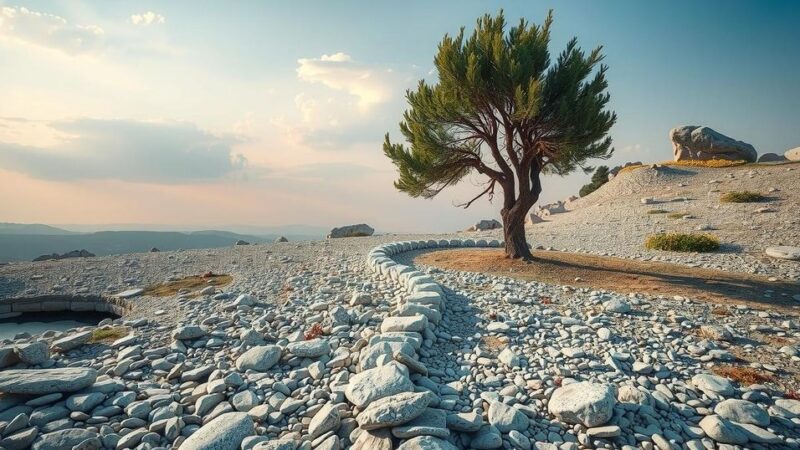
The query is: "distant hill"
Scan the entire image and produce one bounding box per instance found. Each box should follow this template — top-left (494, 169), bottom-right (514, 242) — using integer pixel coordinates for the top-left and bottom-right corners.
top-left (0, 229), bottom-right (272, 262)
top-left (0, 223), bottom-right (76, 235)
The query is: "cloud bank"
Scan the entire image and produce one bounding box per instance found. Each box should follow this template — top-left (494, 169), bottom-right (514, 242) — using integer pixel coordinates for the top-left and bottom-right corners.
top-left (130, 12), bottom-right (165, 26)
top-left (0, 119), bottom-right (246, 183)
top-left (0, 6), bottom-right (105, 55)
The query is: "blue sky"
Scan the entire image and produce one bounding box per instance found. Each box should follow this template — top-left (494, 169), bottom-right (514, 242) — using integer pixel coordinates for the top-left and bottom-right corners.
top-left (1, 1), bottom-right (798, 232)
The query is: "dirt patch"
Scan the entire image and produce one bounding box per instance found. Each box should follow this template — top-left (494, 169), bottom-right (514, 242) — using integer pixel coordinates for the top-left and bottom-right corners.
top-left (143, 274), bottom-right (233, 297)
top-left (712, 365), bottom-right (776, 385)
top-left (415, 249), bottom-right (800, 312)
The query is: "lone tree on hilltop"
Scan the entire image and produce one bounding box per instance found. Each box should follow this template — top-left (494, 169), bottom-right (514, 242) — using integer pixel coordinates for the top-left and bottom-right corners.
top-left (383, 10), bottom-right (616, 259)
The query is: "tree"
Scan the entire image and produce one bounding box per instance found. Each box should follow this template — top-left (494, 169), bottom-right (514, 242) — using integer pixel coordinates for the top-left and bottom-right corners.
top-left (578, 165), bottom-right (610, 197)
top-left (383, 10), bottom-right (616, 259)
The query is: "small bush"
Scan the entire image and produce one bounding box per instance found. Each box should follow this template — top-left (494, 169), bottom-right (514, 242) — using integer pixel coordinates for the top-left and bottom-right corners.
top-left (304, 323), bottom-right (324, 340)
top-left (720, 191), bottom-right (766, 203)
top-left (644, 233), bottom-right (720, 252)
top-left (646, 209), bottom-right (667, 214)
top-left (667, 212), bottom-right (689, 219)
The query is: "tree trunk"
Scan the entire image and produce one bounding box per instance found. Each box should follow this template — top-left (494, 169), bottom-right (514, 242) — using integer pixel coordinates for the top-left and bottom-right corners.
top-left (501, 207), bottom-right (532, 260)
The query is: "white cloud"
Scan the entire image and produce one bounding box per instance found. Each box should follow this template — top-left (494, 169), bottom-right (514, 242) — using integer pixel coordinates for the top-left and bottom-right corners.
top-left (130, 11), bottom-right (165, 26)
top-left (0, 118), bottom-right (246, 183)
top-left (0, 6), bottom-right (105, 55)
top-left (297, 52), bottom-right (398, 111)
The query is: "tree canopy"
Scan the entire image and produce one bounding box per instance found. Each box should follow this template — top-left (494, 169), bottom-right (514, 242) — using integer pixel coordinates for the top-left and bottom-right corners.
top-left (383, 10), bottom-right (616, 258)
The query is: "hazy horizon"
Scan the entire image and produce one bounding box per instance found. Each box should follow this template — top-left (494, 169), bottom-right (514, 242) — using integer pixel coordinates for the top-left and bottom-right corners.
top-left (2, 0), bottom-right (799, 233)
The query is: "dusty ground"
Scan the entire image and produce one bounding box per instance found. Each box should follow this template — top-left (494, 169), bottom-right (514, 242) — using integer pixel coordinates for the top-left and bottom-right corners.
top-left (416, 248), bottom-right (800, 312)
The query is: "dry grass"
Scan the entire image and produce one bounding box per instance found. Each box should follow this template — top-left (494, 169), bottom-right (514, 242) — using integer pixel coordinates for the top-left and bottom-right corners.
top-left (712, 365), bottom-right (776, 384)
top-left (711, 307), bottom-right (731, 316)
top-left (89, 326), bottom-right (129, 343)
top-left (646, 209), bottom-right (668, 214)
top-left (142, 274), bottom-right (232, 297)
top-left (720, 191), bottom-right (767, 203)
top-left (645, 233), bottom-right (720, 252)
top-left (667, 159), bottom-right (748, 168)
top-left (480, 335), bottom-right (508, 352)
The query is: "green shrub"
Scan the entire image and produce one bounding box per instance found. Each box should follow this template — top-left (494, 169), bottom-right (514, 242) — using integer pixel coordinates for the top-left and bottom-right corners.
top-left (644, 233), bottom-right (720, 252)
top-left (720, 191), bottom-right (766, 203)
top-left (579, 166), bottom-right (610, 197)
top-left (646, 209), bottom-right (667, 214)
top-left (667, 212), bottom-right (689, 219)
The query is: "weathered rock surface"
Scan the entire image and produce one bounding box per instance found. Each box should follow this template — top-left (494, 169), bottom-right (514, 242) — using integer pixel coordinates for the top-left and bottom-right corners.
top-left (327, 224), bottom-right (374, 238)
top-left (180, 412), bottom-right (254, 450)
top-left (548, 382), bottom-right (616, 427)
top-left (670, 125), bottom-right (757, 162)
top-left (0, 368), bottom-right (97, 395)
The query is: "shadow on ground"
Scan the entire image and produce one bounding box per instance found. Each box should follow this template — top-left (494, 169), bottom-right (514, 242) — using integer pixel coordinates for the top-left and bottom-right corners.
top-left (415, 248), bottom-right (800, 312)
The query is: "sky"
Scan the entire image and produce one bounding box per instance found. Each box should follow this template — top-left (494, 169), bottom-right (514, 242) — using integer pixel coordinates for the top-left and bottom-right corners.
top-left (1, 0), bottom-right (799, 233)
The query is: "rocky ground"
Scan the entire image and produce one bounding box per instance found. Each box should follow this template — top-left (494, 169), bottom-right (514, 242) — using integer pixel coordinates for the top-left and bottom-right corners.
top-left (0, 164), bottom-right (797, 450)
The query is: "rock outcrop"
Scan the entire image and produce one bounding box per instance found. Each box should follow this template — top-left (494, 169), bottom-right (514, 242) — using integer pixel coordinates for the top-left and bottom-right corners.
top-left (327, 224), bottom-right (375, 238)
top-left (670, 126), bottom-right (757, 162)
top-left (466, 219), bottom-right (501, 231)
top-left (32, 249), bottom-right (95, 262)
top-left (786, 146), bottom-right (800, 161)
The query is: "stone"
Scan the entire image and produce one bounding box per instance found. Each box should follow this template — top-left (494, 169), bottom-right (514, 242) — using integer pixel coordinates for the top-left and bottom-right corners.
top-left (253, 440), bottom-right (296, 450)
top-left (548, 382), bottom-right (616, 427)
top-left (180, 412), bottom-right (255, 450)
top-left (275, 236), bottom-right (288, 243)
top-left (235, 345), bottom-right (281, 372)
top-left (785, 146), bottom-right (800, 161)
top-left (15, 341), bottom-right (49, 365)
top-left (380, 315), bottom-right (428, 333)
top-left (487, 400), bottom-right (528, 432)
top-left (467, 219), bottom-right (501, 232)
top-left (507, 430), bottom-right (531, 450)
top-left (351, 428), bottom-right (392, 450)
top-left (345, 363), bottom-right (415, 408)
top-left (765, 246), bottom-right (800, 261)
top-left (32, 429), bottom-right (99, 450)
top-left (172, 325), bottom-right (206, 340)
top-left (396, 435), bottom-right (458, 450)
top-left (670, 125), bottom-right (757, 162)
top-left (308, 403), bottom-right (340, 439)
top-left (357, 391), bottom-right (435, 430)
top-left (497, 348), bottom-right (520, 367)
top-left (0, 368), bottom-right (97, 395)
top-left (700, 324), bottom-right (733, 341)
top-left (327, 224), bottom-right (374, 238)
top-left (446, 411), bottom-right (482, 432)
top-left (603, 298), bottom-right (631, 313)
top-left (691, 373), bottom-right (734, 397)
top-left (391, 408), bottom-right (449, 439)
top-left (286, 339), bottom-right (330, 358)
top-left (757, 152), bottom-right (787, 162)
top-left (50, 330), bottom-right (92, 352)
top-left (714, 399), bottom-right (769, 426)
top-left (698, 415), bottom-right (748, 445)
top-left (115, 288), bottom-right (143, 299)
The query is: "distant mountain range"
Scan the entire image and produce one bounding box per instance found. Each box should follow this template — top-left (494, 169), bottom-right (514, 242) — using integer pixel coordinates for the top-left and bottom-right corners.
top-left (0, 223), bottom-right (328, 262)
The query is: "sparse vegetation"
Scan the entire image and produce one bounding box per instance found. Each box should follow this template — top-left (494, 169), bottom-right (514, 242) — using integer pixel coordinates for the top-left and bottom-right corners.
top-left (667, 212), bottom-right (690, 219)
top-left (644, 233), bottom-right (720, 252)
top-left (90, 326), bottom-right (129, 343)
top-left (579, 166), bottom-right (610, 197)
top-left (720, 191), bottom-right (766, 203)
top-left (646, 209), bottom-right (667, 214)
top-left (304, 323), bottom-right (324, 340)
top-left (712, 365), bottom-right (776, 384)
top-left (142, 274), bottom-right (232, 297)
top-left (668, 159), bottom-right (748, 168)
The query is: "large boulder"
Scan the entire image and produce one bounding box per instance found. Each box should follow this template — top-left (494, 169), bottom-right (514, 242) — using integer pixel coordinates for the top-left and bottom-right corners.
top-left (180, 412), bottom-right (254, 450)
top-left (345, 363), bottom-right (415, 408)
top-left (670, 126), bottom-right (757, 162)
top-left (33, 249), bottom-right (95, 262)
top-left (235, 345), bottom-right (281, 372)
top-left (0, 368), bottom-right (97, 395)
top-left (785, 146), bottom-right (800, 161)
top-left (467, 219), bottom-right (501, 232)
top-left (548, 382), bottom-right (616, 427)
top-left (327, 224), bottom-right (374, 239)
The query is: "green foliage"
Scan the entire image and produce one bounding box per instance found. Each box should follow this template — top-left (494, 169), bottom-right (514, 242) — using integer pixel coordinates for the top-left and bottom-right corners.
top-left (666, 212), bottom-right (689, 219)
top-left (646, 209), bottom-right (667, 214)
top-left (720, 191), bottom-right (766, 203)
top-left (382, 10), bottom-right (617, 199)
top-left (578, 165), bottom-right (609, 197)
top-left (644, 233), bottom-right (720, 252)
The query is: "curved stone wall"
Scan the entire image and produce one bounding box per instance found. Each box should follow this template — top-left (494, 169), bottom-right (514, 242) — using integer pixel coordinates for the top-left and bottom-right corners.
top-left (0, 294), bottom-right (131, 319)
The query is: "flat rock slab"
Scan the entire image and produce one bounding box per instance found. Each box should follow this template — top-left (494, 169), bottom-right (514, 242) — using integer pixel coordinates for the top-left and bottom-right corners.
top-left (357, 391), bottom-right (435, 430)
top-left (345, 363), bottom-right (415, 408)
top-left (765, 246), bottom-right (800, 261)
top-left (0, 368), bottom-right (97, 395)
top-left (548, 382), bottom-right (616, 427)
top-left (115, 288), bottom-right (144, 298)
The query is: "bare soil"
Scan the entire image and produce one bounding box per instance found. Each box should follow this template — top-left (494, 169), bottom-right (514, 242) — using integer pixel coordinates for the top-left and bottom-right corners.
top-left (415, 248), bottom-right (800, 312)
